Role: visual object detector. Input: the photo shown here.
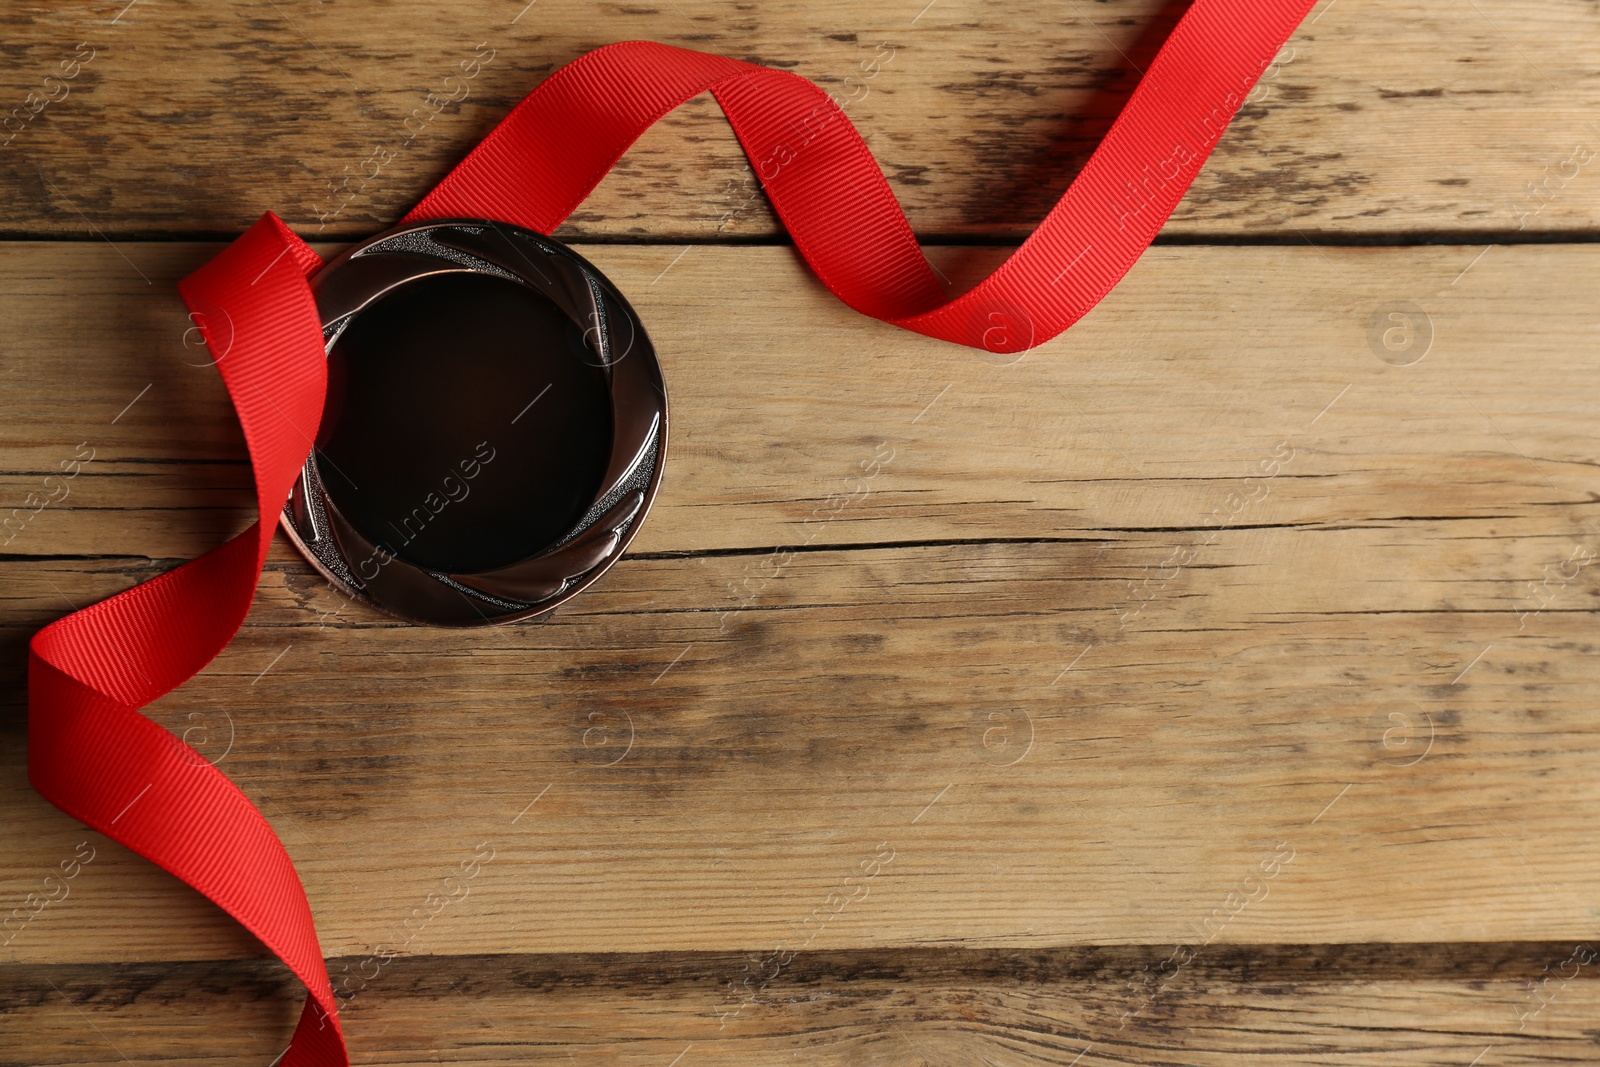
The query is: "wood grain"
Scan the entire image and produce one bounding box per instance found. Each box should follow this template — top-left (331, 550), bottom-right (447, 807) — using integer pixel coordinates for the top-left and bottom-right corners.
top-left (1, 0), bottom-right (1597, 239)
top-left (4, 946), bottom-right (1599, 1065)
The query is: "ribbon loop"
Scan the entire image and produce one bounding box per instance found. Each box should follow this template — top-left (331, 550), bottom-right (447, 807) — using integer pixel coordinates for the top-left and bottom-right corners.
top-left (411, 2), bottom-right (1314, 351)
top-left (30, 214), bottom-right (347, 1065)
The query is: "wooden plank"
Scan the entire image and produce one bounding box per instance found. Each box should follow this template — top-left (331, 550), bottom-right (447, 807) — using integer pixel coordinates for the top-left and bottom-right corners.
top-left (4, 515), bottom-right (1600, 963)
top-left (1, 241), bottom-right (1597, 560)
top-left (1, 1), bottom-right (1597, 239)
top-left (4, 946), bottom-right (1599, 1065)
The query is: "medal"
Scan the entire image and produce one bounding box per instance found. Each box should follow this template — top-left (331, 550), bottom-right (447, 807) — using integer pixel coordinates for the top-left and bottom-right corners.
top-left (287, 218), bottom-right (666, 626)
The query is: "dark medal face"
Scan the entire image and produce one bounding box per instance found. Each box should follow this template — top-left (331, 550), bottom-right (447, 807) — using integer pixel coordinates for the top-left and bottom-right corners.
top-left (282, 219), bottom-right (667, 626)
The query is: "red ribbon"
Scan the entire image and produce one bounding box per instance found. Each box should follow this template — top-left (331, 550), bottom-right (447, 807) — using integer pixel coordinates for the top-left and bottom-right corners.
top-left (27, 7), bottom-right (1313, 1063)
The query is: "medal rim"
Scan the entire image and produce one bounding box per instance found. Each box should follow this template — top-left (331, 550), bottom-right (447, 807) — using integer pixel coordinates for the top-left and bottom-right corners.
top-left (280, 216), bottom-right (668, 628)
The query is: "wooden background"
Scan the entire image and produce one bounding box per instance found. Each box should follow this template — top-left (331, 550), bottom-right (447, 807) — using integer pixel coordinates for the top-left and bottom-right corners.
top-left (4, 0), bottom-right (1600, 1063)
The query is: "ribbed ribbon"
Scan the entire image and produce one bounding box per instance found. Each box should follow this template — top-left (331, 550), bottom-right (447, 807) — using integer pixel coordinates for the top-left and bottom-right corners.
top-left (27, 9), bottom-right (1313, 1063)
